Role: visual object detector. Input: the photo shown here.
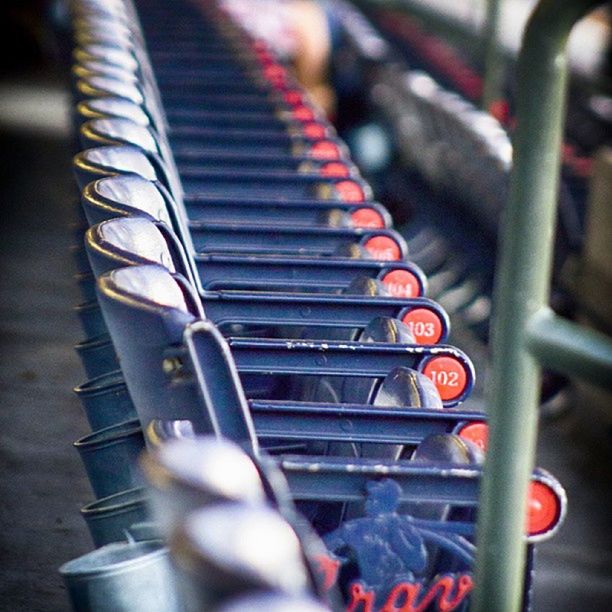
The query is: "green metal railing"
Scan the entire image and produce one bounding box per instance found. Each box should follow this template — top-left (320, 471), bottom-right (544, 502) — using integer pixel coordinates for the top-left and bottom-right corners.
top-left (350, 0), bottom-right (612, 607)
top-left (355, 0), bottom-right (612, 609)
top-left (472, 2), bottom-right (612, 611)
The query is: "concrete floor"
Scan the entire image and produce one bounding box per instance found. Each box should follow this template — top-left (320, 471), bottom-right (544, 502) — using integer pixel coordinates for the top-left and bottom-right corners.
top-left (0, 75), bottom-right (610, 611)
top-left (0, 111), bottom-right (92, 610)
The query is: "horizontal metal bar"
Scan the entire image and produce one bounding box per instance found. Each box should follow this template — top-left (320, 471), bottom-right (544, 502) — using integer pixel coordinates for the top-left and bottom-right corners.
top-left (280, 455), bottom-right (482, 504)
top-left (195, 255), bottom-right (426, 295)
top-left (203, 292), bottom-right (448, 339)
top-left (189, 224), bottom-right (404, 257)
top-left (230, 338), bottom-right (468, 375)
top-left (527, 308), bottom-right (612, 390)
top-left (250, 400), bottom-right (484, 443)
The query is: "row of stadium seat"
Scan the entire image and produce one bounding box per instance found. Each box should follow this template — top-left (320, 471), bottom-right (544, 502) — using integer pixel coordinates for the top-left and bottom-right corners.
top-left (59, 0), bottom-right (566, 610)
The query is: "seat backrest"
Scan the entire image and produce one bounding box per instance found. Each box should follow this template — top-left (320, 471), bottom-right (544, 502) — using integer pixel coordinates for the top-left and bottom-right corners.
top-left (77, 74), bottom-right (144, 105)
top-left (86, 215), bottom-right (198, 292)
top-left (76, 97), bottom-right (151, 127)
top-left (74, 45), bottom-right (139, 72)
top-left (87, 217), bottom-right (177, 275)
top-left (74, 145), bottom-right (158, 189)
top-left (97, 264), bottom-right (204, 437)
top-left (110, 264), bottom-right (187, 311)
top-left (81, 174), bottom-right (173, 227)
top-left (81, 118), bottom-right (159, 155)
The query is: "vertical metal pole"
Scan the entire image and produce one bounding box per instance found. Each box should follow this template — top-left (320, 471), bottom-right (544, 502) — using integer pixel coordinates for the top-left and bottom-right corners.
top-left (471, 1), bottom-right (604, 611)
top-left (481, 0), bottom-right (504, 111)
